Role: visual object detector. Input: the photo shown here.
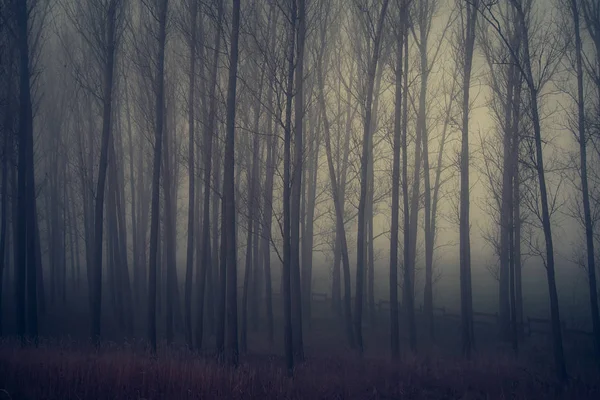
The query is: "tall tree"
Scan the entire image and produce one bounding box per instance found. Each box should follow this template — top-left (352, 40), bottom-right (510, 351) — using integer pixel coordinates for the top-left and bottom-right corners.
top-left (197, 0), bottom-right (223, 351)
top-left (147, 0), bottom-right (169, 354)
top-left (390, 0), bottom-right (407, 359)
top-left (457, 0), bottom-right (477, 359)
top-left (354, 0), bottom-right (389, 354)
top-left (282, 0), bottom-right (298, 373)
top-left (291, 0), bottom-right (306, 362)
top-left (184, 0), bottom-right (198, 349)
top-left (315, 0), bottom-right (354, 347)
top-left (569, 0), bottom-right (600, 368)
top-left (223, 0), bottom-right (242, 367)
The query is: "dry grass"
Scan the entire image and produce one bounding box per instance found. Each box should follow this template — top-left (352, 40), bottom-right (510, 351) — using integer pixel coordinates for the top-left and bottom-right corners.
top-left (0, 341), bottom-right (598, 400)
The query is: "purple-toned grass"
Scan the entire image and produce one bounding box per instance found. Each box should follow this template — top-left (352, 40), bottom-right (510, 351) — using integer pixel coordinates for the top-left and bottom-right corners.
top-left (0, 342), bottom-right (598, 399)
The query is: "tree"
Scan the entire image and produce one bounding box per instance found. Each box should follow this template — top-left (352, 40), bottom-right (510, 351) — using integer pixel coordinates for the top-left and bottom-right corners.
top-left (315, 0), bottom-right (354, 348)
top-left (354, 0), bottom-right (389, 355)
top-left (568, 0), bottom-right (600, 368)
top-left (456, 0), bottom-right (478, 359)
top-left (197, 0), bottom-right (223, 351)
top-left (290, 0), bottom-right (307, 362)
top-left (223, 0), bottom-right (242, 367)
top-left (390, 0), bottom-right (408, 359)
top-left (478, 0), bottom-right (568, 382)
top-left (183, 0), bottom-right (198, 349)
top-left (147, 0), bottom-right (169, 354)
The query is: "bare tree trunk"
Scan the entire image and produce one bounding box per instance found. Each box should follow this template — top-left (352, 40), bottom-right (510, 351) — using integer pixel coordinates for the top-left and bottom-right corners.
top-left (147, 0), bottom-right (169, 354)
top-left (366, 62), bottom-right (384, 327)
top-left (459, 0), bottom-right (477, 359)
top-left (511, 76), bottom-right (523, 337)
top-left (400, 27), bottom-right (410, 348)
top-left (355, 0), bottom-right (389, 354)
top-left (426, 80), bottom-right (456, 343)
top-left (89, 0), bottom-right (118, 346)
top-left (302, 109), bottom-right (320, 325)
top-left (261, 3), bottom-right (277, 344)
top-left (15, 0), bottom-right (38, 344)
top-left (0, 126), bottom-right (8, 336)
top-left (197, 0), bottom-right (223, 350)
top-left (216, 183), bottom-right (226, 356)
top-left (223, 0), bottom-right (241, 367)
top-left (498, 62), bottom-right (515, 342)
top-left (290, 0), bottom-right (306, 362)
top-left (390, 15), bottom-right (405, 360)
top-left (184, 0), bottom-right (198, 349)
top-left (241, 66), bottom-right (264, 353)
top-left (571, 0), bottom-right (600, 368)
top-left (282, 0), bottom-right (297, 373)
top-left (316, 25), bottom-right (354, 347)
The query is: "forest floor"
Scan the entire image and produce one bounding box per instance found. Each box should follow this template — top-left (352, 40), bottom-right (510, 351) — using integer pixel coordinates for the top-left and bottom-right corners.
top-left (0, 340), bottom-right (599, 400)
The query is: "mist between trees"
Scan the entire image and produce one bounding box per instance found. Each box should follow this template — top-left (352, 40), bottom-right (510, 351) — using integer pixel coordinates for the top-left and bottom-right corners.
top-left (1, 0), bottom-right (600, 384)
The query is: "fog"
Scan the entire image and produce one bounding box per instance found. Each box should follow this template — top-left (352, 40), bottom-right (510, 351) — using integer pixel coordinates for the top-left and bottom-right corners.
top-left (1, 0), bottom-right (600, 391)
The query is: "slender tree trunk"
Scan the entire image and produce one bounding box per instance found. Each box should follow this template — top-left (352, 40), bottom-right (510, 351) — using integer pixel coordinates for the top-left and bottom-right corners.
top-left (389, 18), bottom-right (405, 360)
top-left (0, 127), bottom-right (8, 336)
top-left (355, 0), bottom-right (389, 354)
top-left (282, 0), bottom-right (297, 373)
top-left (290, 0), bottom-right (306, 362)
top-left (89, 0), bottom-right (118, 346)
top-left (124, 78), bottom-right (139, 309)
top-left (498, 63), bottom-right (515, 342)
top-left (316, 32), bottom-right (354, 347)
top-left (15, 0), bottom-right (39, 344)
top-left (197, 0), bottom-right (223, 350)
top-left (184, 0), bottom-right (198, 348)
top-left (572, 0), bottom-right (600, 368)
top-left (428, 85), bottom-right (455, 338)
top-left (261, 3), bottom-right (277, 344)
top-left (241, 67), bottom-right (264, 353)
top-left (223, 0), bottom-right (242, 367)
top-left (459, 0), bottom-right (477, 359)
top-left (511, 1), bottom-right (567, 380)
top-left (216, 184), bottom-right (227, 356)
top-left (512, 83), bottom-right (523, 337)
top-left (147, 0), bottom-right (169, 354)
